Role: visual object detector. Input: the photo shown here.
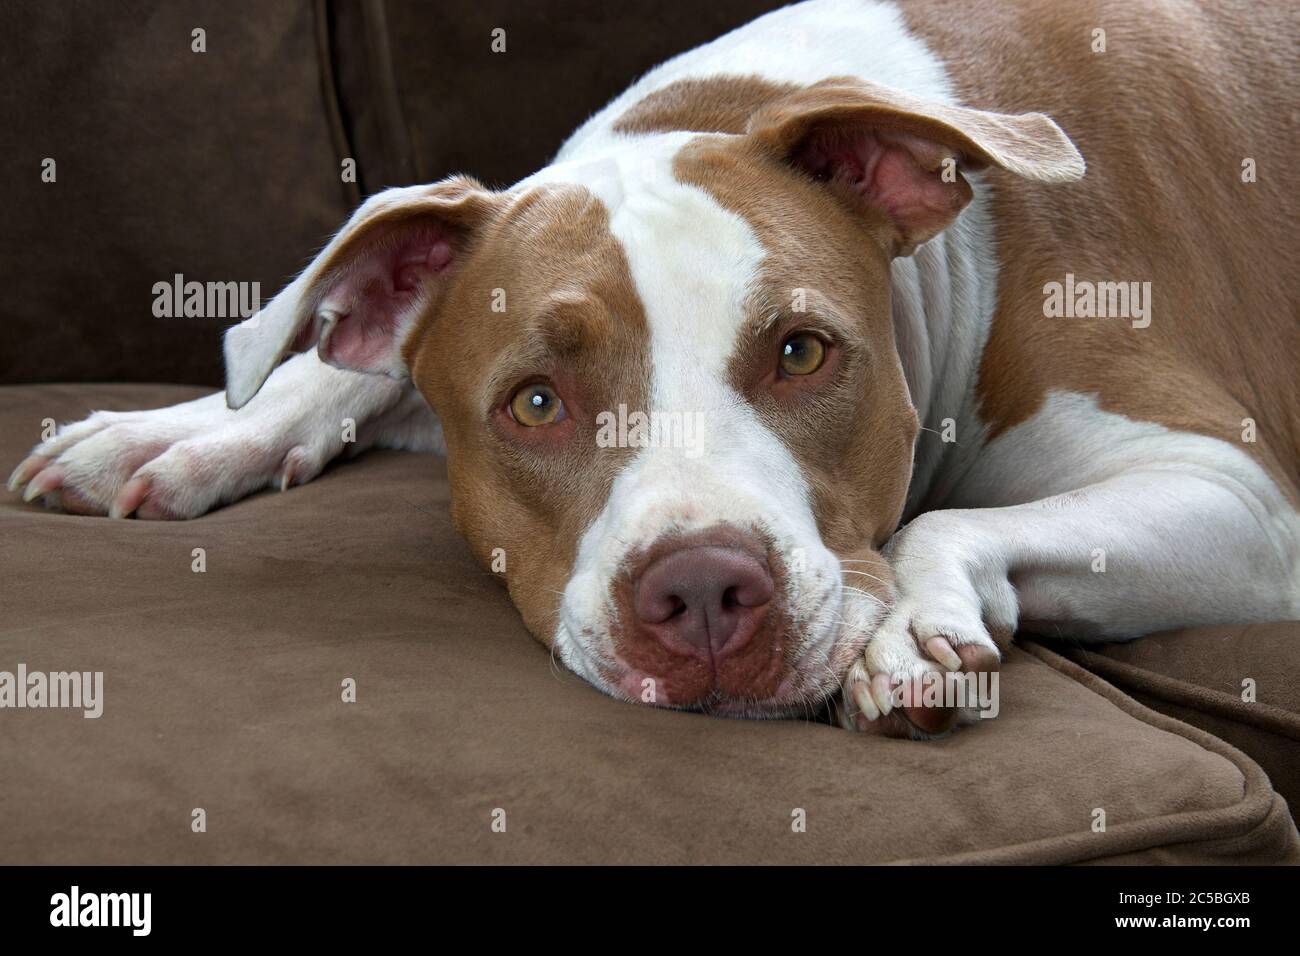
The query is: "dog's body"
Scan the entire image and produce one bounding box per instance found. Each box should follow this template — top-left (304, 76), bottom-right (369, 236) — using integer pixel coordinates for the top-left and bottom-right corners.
top-left (11, 0), bottom-right (1298, 736)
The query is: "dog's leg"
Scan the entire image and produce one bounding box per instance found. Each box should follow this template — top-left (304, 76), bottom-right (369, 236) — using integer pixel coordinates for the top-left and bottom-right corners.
top-left (7, 351), bottom-right (438, 519)
top-left (10, 180), bottom-right (501, 520)
top-left (844, 465), bottom-right (1299, 735)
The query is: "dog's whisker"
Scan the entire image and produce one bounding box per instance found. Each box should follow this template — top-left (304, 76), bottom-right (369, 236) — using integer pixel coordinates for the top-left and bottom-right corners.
top-left (839, 584), bottom-right (888, 609)
top-left (839, 568), bottom-right (890, 587)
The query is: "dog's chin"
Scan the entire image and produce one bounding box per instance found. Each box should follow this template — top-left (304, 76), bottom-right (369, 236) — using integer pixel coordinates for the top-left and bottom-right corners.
top-left (569, 588), bottom-right (889, 720)
top-left (698, 693), bottom-right (838, 721)
top-left (599, 677), bottom-right (836, 720)
top-left (708, 612), bottom-right (885, 720)
top-left (625, 629), bottom-right (876, 721)
top-left (673, 578), bottom-right (888, 717)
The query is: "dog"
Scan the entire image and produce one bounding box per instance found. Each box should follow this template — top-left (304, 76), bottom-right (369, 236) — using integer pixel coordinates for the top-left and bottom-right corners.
top-left (9, 0), bottom-right (1298, 737)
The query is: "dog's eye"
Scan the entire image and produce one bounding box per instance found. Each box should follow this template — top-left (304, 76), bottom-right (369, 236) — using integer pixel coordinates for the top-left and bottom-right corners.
top-left (509, 383), bottom-right (563, 426)
top-left (779, 332), bottom-right (826, 376)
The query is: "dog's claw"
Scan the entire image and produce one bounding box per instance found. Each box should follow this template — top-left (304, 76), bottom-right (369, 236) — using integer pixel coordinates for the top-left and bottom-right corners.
top-left (925, 636), bottom-right (963, 672)
top-left (8, 454), bottom-right (50, 493)
top-left (22, 465), bottom-right (64, 502)
top-left (851, 679), bottom-right (881, 721)
top-left (870, 673), bottom-right (895, 716)
top-left (109, 475), bottom-right (151, 519)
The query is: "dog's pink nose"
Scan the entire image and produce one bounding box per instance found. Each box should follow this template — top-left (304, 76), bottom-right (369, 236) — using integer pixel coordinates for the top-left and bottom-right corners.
top-left (634, 544), bottom-right (774, 656)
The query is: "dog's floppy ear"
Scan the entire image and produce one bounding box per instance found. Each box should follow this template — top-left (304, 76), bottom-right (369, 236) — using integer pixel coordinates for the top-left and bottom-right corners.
top-left (747, 78), bottom-right (1085, 256)
top-left (223, 176), bottom-right (500, 409)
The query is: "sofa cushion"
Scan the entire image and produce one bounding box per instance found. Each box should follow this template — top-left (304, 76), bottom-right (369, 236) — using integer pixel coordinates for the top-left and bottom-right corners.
top-left (329, 0), bottom-right (791, 193)
top-left (1, 383), bottom-right (1296, 864)
top-left (1044, 627), bottom-right (1300, 822)
top-left (1, 1), bottom-right (352, 387)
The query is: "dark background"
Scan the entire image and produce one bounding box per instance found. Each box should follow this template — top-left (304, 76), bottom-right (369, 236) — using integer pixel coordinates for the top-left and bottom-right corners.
top-left (0, 0), bottom-right (787, 387)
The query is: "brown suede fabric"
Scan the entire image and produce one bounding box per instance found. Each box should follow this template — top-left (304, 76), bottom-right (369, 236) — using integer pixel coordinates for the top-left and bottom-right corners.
top-left (2, 384), bottom-right (1296, 864)
top-left (1, 0), bottom-right (788, 388)
top-left (0, 0), bottom-right (351, 387)
top-left (1042, 627), bottom-right (1300, 823)
top-left (335, 0), bottom-right (788, 192)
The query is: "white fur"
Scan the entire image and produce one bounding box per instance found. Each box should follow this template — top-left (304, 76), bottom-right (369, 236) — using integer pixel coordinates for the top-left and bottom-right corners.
top-left (17, 351), bottom-right (440, 518)
top-left (842, 391), bottom-right (1300, 733)
top-left (223, 183), bottom-right (439, 409)
top-left (937, 390), bottom-right (1300, 633)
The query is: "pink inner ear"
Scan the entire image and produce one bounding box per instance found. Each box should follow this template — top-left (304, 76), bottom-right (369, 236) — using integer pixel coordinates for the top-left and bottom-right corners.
top-left (393, 237), bottom-right (453, 292)
top-left (795, 129), bottom-right (969, 249)
top-left (313, 231), bottom-right (455, 372)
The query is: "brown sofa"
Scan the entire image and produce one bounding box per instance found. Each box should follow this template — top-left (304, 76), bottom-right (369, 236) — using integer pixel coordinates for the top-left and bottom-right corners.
top-left (2, 1), bottom-right (1297, 865)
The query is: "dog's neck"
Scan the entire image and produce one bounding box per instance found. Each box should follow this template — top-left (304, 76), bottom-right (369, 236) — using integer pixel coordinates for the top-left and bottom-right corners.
top-left (892, 178), bottom-right (998, 520)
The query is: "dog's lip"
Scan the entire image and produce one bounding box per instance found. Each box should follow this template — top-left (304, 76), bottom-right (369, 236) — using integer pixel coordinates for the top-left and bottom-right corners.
top-left (690, 596), bottom-right (884, 712)
top-left (604, 631), bottom-right (854, 715)
top-left (631, 688), bottom-right (826, 719)
top-left (568, 559), bottom-right (886, 711)
top-left (679, 669), bottom-right (856, 719)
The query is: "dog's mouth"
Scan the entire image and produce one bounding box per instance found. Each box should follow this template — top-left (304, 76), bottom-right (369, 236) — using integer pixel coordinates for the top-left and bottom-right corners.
top-left (555, 527), bottom-right (892, 718)
top-left (585, 596), bottom-right (881, 718)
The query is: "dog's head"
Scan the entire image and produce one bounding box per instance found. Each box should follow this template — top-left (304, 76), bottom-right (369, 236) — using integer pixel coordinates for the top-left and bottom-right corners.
top-left (226, 79), bottom-right (1081, 716)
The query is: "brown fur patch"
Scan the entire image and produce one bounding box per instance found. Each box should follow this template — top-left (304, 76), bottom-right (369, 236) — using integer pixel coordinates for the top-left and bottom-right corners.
top-left (745, 76), bottom-right (1084, 184)
top-left (898, 0), bottom-right (1299, 497)
top-left (404, 183), bottom-right (651, 644)
top-left (671, 133), bottom-right (919, 564)
top-left (613, 75), bottom-right (801, 136)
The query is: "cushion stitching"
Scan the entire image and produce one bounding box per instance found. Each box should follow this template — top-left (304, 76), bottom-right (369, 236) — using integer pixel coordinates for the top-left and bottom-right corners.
top-left (908, 642), bottom-right (1281, 865)
top-left (1058, 648), bottom-right (1300, 740)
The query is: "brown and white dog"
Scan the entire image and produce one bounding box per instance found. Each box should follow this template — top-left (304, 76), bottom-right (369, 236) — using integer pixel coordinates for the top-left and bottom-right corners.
top-left (9, 0), bottom-right (1298, 736)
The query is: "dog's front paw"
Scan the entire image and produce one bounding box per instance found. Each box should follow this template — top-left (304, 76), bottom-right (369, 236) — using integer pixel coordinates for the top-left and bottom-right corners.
top-left (839, 510), bottom-right (1012, 738)
top-left (7, 395), bottom-right (332, 520)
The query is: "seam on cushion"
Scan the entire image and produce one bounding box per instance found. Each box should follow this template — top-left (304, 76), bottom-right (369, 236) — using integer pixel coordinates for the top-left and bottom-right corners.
top-left (1076, 791), bottom-right (1300, 865)
top-left (1054, 646), bottom-right (1300, 741)
top-left (314, 0), bottom-right (362, 209)
top-left (1123, 691), bottom-right (1300, 784)
top-left (897, 643), bottom-right (1294, 865)
top-left (360, 0), bottom-right (419, 186)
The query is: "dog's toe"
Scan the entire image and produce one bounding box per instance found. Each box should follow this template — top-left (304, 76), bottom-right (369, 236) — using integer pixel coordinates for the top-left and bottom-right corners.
top-left (21, 464), bottom-right (64, 503)
top-left (8, 454), bottom-right (51, 493)
top-left (954, 641), bottom-right (1000, 675)
top-left (110, 475), bottom-right (152, 519)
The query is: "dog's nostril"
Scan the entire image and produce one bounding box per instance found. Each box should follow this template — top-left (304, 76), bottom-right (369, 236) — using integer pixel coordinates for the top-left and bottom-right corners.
top-left (633, 542), bottom-right (774, 654)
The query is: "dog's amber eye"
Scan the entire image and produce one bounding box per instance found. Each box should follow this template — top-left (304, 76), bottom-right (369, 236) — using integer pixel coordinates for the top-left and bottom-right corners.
top-left (779, 332), bottom-right (826, 376)
top-left (509, 383), bottom-right (563, 426)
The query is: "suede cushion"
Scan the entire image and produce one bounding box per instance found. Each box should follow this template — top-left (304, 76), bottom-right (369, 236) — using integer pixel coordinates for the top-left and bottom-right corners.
top-left (0, 0), bottom-right (352, 387)
top-left (1, 383), bottom-right (1296, 864)
top-left (1045, 627), bottom-right (1300, 821)
top-left (328, 0), bottom-right (790, 193)
top-left (0, 0), bottom-right (792, 388)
